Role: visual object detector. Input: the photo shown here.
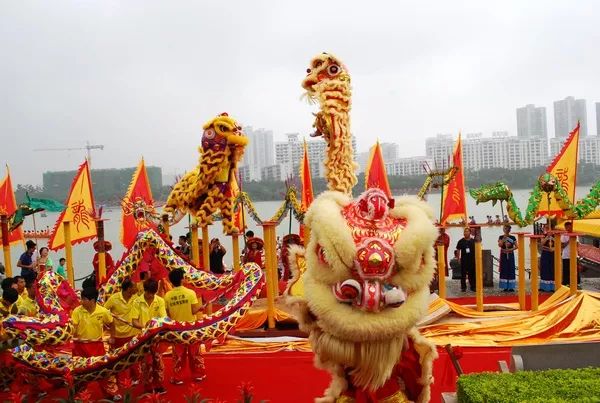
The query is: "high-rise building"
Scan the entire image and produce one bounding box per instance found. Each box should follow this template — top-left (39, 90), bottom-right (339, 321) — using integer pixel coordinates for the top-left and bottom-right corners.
top-left (425, 134), bottom-right (454, 169)
top-left (516, 104), bottom-right (547, 138)
top-left (379, 142), bottom-right (399, 163)
top-left (275, 133), bottom-right (356, 179)
top-left (554, 96), bottom-right (587, 138)
top-left (596, 102), bottom-right (600, 136)
top-left (261, 164), bottom-right (290, 182)
top-left (550, 135), bottom-right (600, 165)
top-left (426, 133), bottom-right (548, 171)
top-left (386, 156), bottom-right (432, 176)
top-left (240, 126), bottom-right (274, 181)
top-left (275, 133), bottom-right (304, 177)
top-left (356, 151), bottom-right (370, 173)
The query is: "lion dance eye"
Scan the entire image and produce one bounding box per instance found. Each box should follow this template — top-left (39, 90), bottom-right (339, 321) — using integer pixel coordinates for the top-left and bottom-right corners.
top-left (203, 128), bottom-right (216, 140)
top-left (316, 244), bottom-right (328, 265)
top-left (327, 64), bottom-right (340, 76)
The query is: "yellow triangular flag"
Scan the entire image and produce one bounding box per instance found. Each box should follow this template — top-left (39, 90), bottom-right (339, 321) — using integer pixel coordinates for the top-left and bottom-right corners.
top-left (538, 123), bottom-right (580, 217)
top-left (49, 161), bottom-right (97, 250)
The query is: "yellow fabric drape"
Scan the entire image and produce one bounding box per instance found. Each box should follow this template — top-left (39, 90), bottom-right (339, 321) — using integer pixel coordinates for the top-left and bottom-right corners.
top-left (234, 307), bottom-right (295, 331)
top-left (226, 288), bottom-right (600, 350)
top-left (420, 289), bottom-right (600, 346)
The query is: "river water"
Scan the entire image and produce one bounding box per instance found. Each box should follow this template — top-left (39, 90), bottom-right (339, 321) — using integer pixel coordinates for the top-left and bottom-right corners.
top-left (7, 187), bottom-right (590, 284)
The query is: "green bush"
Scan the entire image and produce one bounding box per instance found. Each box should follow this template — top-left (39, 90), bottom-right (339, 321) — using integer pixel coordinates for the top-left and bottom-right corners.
top-left (457, 367), bottom-right (600, 403)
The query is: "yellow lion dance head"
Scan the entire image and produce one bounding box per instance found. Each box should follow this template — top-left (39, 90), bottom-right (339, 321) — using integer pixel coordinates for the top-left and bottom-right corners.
top-left (296, 188), bottom-right (438, 402)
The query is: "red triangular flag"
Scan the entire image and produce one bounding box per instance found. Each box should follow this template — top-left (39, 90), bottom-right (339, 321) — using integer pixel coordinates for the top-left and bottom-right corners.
top-left (441, 134), bottom-right (467, 224)
top-left (120, 159), bottom-right (156, 248)
top-left (299, 140), bottom-right (314, 240)
top-left (0, 166), bottom-right (24, 245)
top-left (365, 141), bottom-right (392, 198)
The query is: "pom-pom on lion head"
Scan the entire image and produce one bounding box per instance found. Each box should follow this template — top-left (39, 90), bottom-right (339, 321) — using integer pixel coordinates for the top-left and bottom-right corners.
top-left (301, 188), bottom-right (437, 391)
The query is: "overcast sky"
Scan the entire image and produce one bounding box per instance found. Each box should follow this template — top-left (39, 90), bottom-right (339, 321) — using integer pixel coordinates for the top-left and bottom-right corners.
top-left (2, 0), bottom-right (599, 186)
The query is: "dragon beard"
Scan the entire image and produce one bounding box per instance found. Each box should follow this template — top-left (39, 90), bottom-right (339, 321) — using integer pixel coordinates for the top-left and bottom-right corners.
top-left (310, 79), bottom-right (357, 195)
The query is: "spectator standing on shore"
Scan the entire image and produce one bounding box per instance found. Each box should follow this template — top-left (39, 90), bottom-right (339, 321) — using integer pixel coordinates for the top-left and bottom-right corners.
top-left (209, 238), bottom-right (226, 274)
top-left (449, 250), bottom-right (461, 280)
top-left (56, 258), bottom-right (67, 278)
top-left (17, 240), bottom-right (37, 283)
top-left (561, 221), bottom-right (581, 287)
top-left (539, 225), bottom-right (555, 292)
top-left (498, 225), bottom-right (517, 292)
top-left (176, 235), bottom-right (191, 258)
top-left (455, 227), bottom-right (476, 292)
top-left (35, 247), bottom-right (53, 274)
top-left (435, 228), bottom-right (450, 276)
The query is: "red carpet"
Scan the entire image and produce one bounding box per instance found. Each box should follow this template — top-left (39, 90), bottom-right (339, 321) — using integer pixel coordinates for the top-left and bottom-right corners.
top-left (3, 347), bottom-right (511, 402)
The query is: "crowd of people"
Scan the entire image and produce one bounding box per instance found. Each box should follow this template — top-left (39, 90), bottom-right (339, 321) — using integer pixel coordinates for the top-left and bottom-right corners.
top-left (433, 222), bottom-right (582, 294)
top-left (1, 262), bottom-right (206, 399)
top-left (172, 229), bottom-right (303, 280)
top-left (0, 229), bottom-right (310, 399)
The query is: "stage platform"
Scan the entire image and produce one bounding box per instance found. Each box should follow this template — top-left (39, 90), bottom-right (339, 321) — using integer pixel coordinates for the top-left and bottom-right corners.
top-left (2, 344), bottom-right (510, 403)
top-left (3, 289), bottom-right (599, 402)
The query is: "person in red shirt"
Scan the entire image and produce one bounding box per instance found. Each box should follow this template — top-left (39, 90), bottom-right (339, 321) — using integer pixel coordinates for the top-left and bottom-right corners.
top-left (242, 237), bottom-right (264, 268)
top-left (92, 240), bottom-right (115, 287)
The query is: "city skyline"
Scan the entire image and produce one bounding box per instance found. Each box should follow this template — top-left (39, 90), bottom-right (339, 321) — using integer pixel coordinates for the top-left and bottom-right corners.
top-left (15, 94), bottom-right (600, 186)
top-left (3, 2), bottom-right (600, 186)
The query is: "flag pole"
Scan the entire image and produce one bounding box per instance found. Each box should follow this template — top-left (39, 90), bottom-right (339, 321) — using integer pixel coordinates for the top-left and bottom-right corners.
top-left (32, 212), bottom-right (39, 247)
top-left (439, 159), bottom-right (445, 224)
top-left (1, 215), bottom-right (12, 277)
top-left (288, 176), bottom-right (293, 235)
top-left (239, 175), bottom-right (248, 247)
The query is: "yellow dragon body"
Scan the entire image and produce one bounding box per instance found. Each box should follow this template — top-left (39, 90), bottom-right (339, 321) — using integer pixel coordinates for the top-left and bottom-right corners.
top-left (1, 229), bottom-right (263, 388)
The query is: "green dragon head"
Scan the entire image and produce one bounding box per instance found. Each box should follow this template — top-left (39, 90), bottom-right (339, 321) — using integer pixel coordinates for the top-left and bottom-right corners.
top-left (469, 182), bottom-right (512, 206)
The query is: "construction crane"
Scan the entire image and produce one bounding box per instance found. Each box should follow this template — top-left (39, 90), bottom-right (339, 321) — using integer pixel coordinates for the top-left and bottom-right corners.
top-left (33, 141), bottom-right (104, 168)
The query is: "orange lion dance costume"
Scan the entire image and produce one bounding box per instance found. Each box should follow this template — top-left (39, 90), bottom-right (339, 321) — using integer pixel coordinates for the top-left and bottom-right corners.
top-left (293, 53), bottom-right (438, 403)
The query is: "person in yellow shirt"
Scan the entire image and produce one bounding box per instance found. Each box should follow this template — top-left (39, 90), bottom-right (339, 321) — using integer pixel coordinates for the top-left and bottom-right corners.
top-left (16, 281), bottom-right (39, 316)
top-left (104, 278), bottom-right (141, 388)
top-left (13, 276), bottom-right (26, 307)
top-left (0, 288), bottom-right (19, 318)
top-left (71, 287), bottom-right (121, 401)
top-left (131, 278), bottom-right (167, 395)
top-left (164, 268), bottom-right (205, 385)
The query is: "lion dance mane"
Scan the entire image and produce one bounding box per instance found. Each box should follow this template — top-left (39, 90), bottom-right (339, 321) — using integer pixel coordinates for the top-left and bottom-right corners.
top-left (164, 113), bottom-right (248, 234)
top-left (294, 54), bottom-right (438, 403)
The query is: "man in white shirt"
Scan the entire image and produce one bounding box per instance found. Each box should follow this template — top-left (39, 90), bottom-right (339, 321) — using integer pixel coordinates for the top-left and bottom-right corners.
top-left (560, 221), bottom-right (581, 287)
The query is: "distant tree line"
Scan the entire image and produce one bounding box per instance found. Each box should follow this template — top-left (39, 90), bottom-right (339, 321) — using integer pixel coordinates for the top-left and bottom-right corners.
top-left (14, 163), bottom-right (600, 204)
